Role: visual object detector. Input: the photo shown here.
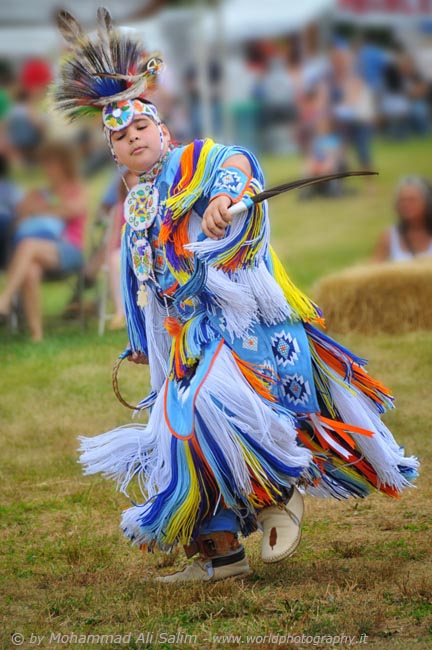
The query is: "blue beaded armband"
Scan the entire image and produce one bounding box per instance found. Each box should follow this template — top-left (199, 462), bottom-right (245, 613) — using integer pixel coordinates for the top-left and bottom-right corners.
top-left (209, 166), bottom-right (251, 204)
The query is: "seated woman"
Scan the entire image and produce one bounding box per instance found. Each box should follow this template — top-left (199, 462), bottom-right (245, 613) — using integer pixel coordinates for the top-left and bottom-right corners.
top-left (0, 140), bottom-right (87, 341)
top-left (372, 176), bottom-right (432, 262)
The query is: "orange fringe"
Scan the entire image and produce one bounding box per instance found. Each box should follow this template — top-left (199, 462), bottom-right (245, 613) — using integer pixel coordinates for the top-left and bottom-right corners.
top-left (313, 341), bottom-right (392, 405)
top-left (297, 423), bottom-right (400, 498)
top-left (173, 142), bottom-right (195, 195)
top-left (231, 351), bottom-right (276, 402)
top-left (164, 317), bottom-right (186, 379)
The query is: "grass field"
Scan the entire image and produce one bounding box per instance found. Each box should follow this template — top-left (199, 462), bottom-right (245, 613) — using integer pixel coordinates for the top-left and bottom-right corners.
top-left (1, 138), bottom-right (431, 649)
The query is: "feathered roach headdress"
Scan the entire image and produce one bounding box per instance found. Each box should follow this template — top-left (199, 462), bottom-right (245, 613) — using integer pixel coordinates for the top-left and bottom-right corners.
top-left (51, 6), bottom-right (164, 139)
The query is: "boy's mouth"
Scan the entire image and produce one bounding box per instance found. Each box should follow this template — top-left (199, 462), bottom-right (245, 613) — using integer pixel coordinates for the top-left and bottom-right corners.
top-left (131, 146), bottom-right (146, 155)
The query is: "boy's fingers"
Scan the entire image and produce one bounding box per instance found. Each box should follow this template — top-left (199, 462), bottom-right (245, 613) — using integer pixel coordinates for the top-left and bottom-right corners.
top-left (207, 226), bottom-right (224, 238)
top-left (127, 351), bottom-right (148, 364)
top-left (203, 222), bottom-right (225, 239)
top-left (213, 214), bottom-right (226, 228)
top-left (209, 220), bottom-right (226, 234)
top-left (204, 214), bottom-right (226, 231)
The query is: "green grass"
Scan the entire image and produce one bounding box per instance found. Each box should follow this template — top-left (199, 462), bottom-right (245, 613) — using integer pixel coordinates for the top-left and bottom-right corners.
top-left (1, 138), bottom-right (432, 649)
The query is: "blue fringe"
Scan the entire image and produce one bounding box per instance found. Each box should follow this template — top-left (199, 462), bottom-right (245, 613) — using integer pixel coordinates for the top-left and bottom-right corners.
top-left (120, 229), bottom-right (148, 356)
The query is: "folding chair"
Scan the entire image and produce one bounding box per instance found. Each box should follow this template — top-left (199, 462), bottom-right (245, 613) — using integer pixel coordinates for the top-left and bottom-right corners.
top-left (91, 206), bottom-right (116, 336)
top-left (8, 263), bottom-right (86, 334)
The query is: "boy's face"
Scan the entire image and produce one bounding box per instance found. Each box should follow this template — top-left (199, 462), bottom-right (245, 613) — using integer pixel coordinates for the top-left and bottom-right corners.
top-left (110, 116), bottom-right (169, 173)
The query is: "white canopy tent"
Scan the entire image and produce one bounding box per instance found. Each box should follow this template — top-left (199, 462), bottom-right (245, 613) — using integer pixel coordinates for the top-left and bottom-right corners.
top-left (213, 0), bottom-right (336, 43)
top-left (151, 0), bottom-right (337, 137)
top-left (0, 0), bottom-right (337, 57)
top-left (336, 0), bottom-right (432, 25)
top-left (0, 0), bottom-right (159, 57)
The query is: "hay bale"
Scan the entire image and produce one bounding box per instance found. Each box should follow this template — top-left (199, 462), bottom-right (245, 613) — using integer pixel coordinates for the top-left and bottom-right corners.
top-left (312, 258), bottom-right (432, 334)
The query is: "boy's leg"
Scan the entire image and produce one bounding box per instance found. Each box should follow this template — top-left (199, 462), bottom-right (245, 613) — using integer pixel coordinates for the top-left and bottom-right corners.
top-left (155, 510), bottom-right (251, 583)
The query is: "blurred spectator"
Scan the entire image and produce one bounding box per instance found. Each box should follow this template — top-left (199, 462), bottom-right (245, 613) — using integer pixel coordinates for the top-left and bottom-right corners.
top-left (260, 53), bottom-right (297, 153)
top-left (0, 141), bottom-right (87, 341)
top-left (329, 42), bottom-right (376, 171)
top-left (295, 83), bottom-right (328, 156)
top-left (227, 48), bottom-right (266, 153)
top-left (6, 58), bottom-right (52, 165)
top-left (303, 114), bottom-right (344, 198)
top-left (355, 35), bottom-right (388, 97)
top-left (62, 167), bottom-right (126, 319)
top-left (0, 153), bottom-right (24, 268)
top-left (372, 176), bottom-right (432, 263)
top-left (302, 24), bottom-right (330, 90)
top-left (380, 47), bottom-right (411, 140)
top-left (398, 53), bottom-right (431, 137)
top-left (184, 58), bottom-right (223, 140)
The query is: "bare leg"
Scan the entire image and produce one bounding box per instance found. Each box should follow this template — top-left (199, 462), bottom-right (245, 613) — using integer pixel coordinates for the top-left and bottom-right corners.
top-left (21, 262), bottom-right (44, 341)
top-left (0, 238), bottom-right (59, 313)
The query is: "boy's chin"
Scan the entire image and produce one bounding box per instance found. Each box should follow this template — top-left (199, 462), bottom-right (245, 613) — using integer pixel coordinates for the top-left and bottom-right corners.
top-left (127, 152), bottom-right (158, 174)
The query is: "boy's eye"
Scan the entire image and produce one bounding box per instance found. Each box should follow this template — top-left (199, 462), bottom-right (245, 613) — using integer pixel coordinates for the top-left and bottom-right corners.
top-left (137, 125), bottom-right (148, 130)
top-left (114, 132), bottom-right (125, 141)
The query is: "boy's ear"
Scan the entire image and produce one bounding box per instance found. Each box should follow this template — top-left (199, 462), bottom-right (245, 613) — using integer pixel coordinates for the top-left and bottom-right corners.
top-left (161, 123), bottom-right (171, 139)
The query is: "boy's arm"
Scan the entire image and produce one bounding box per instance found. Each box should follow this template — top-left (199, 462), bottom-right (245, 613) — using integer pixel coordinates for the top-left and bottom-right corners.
top-left (202, 153), bottom-right (252, 240)
top-left (223, 153), bottom-right (252, 176)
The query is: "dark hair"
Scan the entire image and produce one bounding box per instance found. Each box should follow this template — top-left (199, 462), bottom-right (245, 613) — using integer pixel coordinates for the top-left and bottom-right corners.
top-left (395, 176), bottom-right (432, 235)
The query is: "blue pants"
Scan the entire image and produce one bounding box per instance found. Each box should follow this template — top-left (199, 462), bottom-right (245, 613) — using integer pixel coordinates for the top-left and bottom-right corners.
top-left (198, 509), bottom-right (240, 535)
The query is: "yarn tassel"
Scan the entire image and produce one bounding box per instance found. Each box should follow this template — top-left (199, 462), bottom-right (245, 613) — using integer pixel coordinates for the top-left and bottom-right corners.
top-left (269, 246), bottom-right (323, 324)
top-left (120, 230), bottom-right (148, 355)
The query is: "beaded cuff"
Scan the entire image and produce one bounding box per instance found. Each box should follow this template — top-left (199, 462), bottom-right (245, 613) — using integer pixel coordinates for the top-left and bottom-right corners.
top-left (209, 166), bottom-right (251, 204)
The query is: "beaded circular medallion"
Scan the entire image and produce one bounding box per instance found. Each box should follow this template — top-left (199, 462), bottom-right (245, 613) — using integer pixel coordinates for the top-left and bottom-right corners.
top-left (125, 182), bottom-right (159, 231)
top-left (132, 238), bottom-right (153, 282)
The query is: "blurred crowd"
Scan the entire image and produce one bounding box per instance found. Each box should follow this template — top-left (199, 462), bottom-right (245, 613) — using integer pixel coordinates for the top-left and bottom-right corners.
top-left (1, 25), bottom-right (432, 342)
top-left (186, 32), bottom-right (432, 193)
top-left (0, 56), bottom-right (129, 340)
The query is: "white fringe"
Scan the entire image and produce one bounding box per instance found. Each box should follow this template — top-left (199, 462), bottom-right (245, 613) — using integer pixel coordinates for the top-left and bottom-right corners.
top-left (185, 208), bottom-right (265, 264)
top-left (187, 210), bottom-right (289, 339)
top-left (194, 344), bottom-right (312, 489)
top-left (328, 377), bottom-right (419, 491)
top-left (206, 267), bottom-right (256, 340)
top-left (79, 340), bottom-right (313, 547)
top-left (236, 262), bottom-right (293, 325)
top-left (187, 209), bottom-right (205, 241)
top-left (144, 289), bottom-right (172, 392)
top-left (121, 345), bottom-right (312, 546)
top-left (78, 386), bottom-right (173, 501)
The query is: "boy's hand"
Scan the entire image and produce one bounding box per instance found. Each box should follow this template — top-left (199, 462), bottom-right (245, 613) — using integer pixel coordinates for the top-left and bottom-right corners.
top-left (202, 195), bottom-right (232, 240)
top-left (127, 351), bottom-right (149, 365)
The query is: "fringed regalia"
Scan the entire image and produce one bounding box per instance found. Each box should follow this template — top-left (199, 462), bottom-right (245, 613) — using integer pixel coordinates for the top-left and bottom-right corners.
top-left (78, 138), bottom-right (419, 551)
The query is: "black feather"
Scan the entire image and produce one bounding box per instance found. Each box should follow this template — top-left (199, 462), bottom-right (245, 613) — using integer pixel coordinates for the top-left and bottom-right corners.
top-left (251, 171), bottom-right (378, 203)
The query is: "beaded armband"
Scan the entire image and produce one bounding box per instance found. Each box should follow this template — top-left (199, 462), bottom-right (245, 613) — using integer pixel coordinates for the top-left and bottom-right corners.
top-left (209, 166), bottom-right (252, 204)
